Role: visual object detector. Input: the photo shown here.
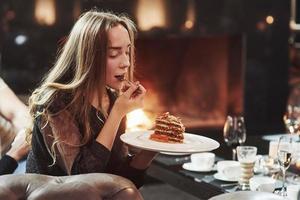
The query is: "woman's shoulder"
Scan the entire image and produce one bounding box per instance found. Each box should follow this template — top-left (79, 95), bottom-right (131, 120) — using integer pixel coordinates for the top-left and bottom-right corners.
top-left (47, 92), bottom-right (72, 114)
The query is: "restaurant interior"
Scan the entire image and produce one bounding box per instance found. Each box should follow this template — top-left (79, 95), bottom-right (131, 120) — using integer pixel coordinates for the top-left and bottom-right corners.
top-left (0, 0), bottom-right (299, 199)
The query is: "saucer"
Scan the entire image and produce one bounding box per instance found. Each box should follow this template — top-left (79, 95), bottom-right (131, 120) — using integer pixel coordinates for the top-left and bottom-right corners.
top-left (182, 162), bottom-right (216, 172)
top-left (213, 172), bottom-right (239, 182)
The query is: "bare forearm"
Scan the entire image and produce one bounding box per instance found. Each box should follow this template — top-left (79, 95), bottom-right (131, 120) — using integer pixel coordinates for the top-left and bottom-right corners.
top-left (0, 87), bottom-right (30, 131)
top-left (12, 110), bottom-right (31, 132)
top-left (95, 109), bottom-right (123, 150)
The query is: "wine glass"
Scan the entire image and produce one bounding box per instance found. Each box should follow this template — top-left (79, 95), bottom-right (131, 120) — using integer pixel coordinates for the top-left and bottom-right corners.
top-left (223, 115), bottom-right (247, 160)
top-left (276, 135), bottom-right (293, 197)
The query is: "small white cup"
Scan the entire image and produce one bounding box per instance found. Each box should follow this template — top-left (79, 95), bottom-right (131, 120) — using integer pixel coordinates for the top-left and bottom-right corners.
top-left (190, 152), bottom-right (215, 170)
top-left (269, 141), bottom-right (279, 158)
top-left (287, 184), bottom-right (300, 200)
top-left (217, 160), bottom-right (241, 179)
top-left (249, 176), bottom-right (276, 193)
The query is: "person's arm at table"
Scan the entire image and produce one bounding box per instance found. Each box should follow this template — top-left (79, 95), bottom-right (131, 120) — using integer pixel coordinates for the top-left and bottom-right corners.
top-left (0, 81), bottom-right (30, 132)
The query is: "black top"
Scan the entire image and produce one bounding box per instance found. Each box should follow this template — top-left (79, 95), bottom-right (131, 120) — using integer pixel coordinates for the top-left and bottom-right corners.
top-left (26, 89), bottom-right (146, 188)
top-left (0, 155), bottom-right (18, 175)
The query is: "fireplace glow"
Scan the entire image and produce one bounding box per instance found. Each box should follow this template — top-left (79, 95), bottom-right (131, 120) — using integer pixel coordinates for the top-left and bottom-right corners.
top-left (184, 0), bottom-right (196, 30)
top-left (136, 0), bottom-right (167, 31)
top-left (35, 0), bottom-right (56, 26)
top-left (126, 109), bottom-right (154, 132)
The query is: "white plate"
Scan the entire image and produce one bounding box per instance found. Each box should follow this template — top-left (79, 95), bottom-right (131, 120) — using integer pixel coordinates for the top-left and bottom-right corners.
top-left (213, 172), bottom-right (239, 182)
top-left (182, 162), bottom-right (216, 172)
top-left (120, 130), bottom-right (220, 153)
top-left (209, 191), bottom-right (285, 200)
top-left (160, 152), bottom-right (191, 156)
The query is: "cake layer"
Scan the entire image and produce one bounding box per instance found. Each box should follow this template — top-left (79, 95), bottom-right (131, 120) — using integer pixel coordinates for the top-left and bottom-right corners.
top-left (155, 119), bottom-right (184, 128)
top-left (154, 130), bottom-right (184, 139)
top-left (155, 123), bottom-right (185, 132)
top-left (150, 112), bottom-right (185, 144)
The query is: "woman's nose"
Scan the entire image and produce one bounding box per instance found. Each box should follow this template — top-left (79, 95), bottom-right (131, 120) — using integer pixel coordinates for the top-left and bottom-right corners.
top-left (120, 54), bottom-right (130, 69)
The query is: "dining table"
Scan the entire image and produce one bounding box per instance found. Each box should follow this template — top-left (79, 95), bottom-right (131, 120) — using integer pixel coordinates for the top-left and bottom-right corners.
top-left (145, 132), bottom-right (300, 200)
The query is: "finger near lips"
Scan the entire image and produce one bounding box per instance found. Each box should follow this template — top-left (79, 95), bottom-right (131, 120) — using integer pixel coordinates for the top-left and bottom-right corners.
top-left (120, 78), bottom-right (146, 99)
top-left (121, 83), bottom-right (131, 92)
top-left (122, 84), bottom-right (139, 98)
top-left (132, 84), bottom-right (146, 98)
top-left (121, 80), bottom-right (136, 92)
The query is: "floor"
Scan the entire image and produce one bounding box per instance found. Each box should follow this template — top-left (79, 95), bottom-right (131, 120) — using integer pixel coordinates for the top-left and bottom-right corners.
top-left (140, 182), bottom-right (200, 200)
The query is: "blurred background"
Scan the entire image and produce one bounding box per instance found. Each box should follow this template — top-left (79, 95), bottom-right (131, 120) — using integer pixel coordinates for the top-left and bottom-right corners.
top-left (0, 0), bottom-right (293, 139)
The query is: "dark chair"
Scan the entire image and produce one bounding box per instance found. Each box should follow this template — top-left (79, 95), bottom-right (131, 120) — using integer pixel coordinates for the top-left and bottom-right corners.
top-left (0, 173), bottom-right (143, 200)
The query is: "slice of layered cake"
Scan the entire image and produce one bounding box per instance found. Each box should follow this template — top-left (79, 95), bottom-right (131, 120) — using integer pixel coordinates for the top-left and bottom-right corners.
top-left (150, 112), bottom-right (185, 143)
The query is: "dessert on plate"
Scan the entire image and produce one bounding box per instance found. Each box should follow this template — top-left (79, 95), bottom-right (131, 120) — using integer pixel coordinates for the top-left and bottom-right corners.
top-left (150, 112), bottom-right (185, 143)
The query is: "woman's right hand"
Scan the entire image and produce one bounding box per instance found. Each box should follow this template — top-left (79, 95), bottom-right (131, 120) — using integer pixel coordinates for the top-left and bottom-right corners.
top-left (7, 129), bottom-right (29, 161)
top-left (113, 81), bottom-right (146, 117)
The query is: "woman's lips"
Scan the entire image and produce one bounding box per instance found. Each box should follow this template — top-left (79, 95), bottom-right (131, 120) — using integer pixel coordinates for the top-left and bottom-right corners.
top-left (115, 75), bottom-right (125, 81)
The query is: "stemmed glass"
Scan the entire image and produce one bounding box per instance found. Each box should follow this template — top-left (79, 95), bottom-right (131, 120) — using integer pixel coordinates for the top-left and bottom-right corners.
top-left (223, 115), bottom-right (247, 160)
top-left (276, 135), bottom-right (293, 197)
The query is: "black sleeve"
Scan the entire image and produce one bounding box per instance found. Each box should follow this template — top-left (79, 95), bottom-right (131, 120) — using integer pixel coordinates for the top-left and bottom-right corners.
top-left (38, 113), bottom-right (112, 175)
top-left (0, 155), bottom-right (18, 175)
top-left (71, 140), bottom-right (111, 174)
top-left (112, 155), bottom-right (147, 188)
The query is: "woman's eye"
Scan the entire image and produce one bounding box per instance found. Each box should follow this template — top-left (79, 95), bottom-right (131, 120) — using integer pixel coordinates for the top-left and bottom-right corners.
top-left (109, 54), bottom-right (118, 58)
top-left (109, 52), bottom-right (118, 58)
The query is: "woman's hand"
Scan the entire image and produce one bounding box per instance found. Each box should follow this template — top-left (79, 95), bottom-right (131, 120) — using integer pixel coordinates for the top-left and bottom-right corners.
top-left (113, 81), bottom-right (146, 117)
top-left (7, 129), bottom-right (29, 161)
top-left (130, 150), bottom-right (158, 170)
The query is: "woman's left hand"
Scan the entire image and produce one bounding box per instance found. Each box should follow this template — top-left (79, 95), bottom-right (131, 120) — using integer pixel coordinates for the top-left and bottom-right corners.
top-left (129, 150), bottom-right (158, 170)
top-left (130, 150), bottom-right (158, 170)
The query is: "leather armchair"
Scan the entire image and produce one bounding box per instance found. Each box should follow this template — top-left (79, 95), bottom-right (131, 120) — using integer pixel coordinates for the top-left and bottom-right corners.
top-left (0, 173), bottom-right (143, 200)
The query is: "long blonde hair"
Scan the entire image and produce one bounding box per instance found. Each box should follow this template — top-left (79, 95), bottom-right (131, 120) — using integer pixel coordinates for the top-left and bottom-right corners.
top-left (27, 10), bottom-right (137, 157)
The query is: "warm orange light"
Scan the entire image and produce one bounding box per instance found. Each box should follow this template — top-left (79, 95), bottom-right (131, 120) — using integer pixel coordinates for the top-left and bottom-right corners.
top-left (185, 20), bottom-right (194, 29)
top-left (126, 109), bottom-right (154, 132)
top-left (136, 0), bottom-right (167, 31)
top-left (184, 0), bottom-right (196, 29)
top-left (35, 0), bottom-right (56, 26)
top-left (266, 16), bottom-right (274, 24)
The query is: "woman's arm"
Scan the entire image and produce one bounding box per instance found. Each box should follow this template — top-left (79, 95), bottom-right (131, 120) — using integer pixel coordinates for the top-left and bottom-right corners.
top-left (0, 81), bottom-right (30, 132)
top-left (95, 83), bottom-right (145, 150)
top-left (129, 150), bottom-right (158, 170)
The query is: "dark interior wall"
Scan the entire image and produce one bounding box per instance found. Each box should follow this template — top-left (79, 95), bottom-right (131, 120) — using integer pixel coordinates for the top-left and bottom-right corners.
top-left (243, 0), bottom-right (290, 134)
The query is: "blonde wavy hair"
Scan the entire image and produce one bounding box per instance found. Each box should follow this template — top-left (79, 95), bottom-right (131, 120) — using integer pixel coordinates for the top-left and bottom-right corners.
top-left (27, 10), bottom-right (137, 162)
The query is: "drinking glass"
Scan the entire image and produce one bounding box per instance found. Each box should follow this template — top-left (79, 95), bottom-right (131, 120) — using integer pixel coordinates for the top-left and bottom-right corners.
top-left (237, 146), bottom-right (257, 191)
top-left (276, 135), bottom-right (293, 197)
top-left (223, 116), bottom-right (247, 160)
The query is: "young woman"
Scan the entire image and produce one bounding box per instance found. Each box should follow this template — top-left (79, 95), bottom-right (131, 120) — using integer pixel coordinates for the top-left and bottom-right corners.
top-left (26, 10), bottom-right (157, 188)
